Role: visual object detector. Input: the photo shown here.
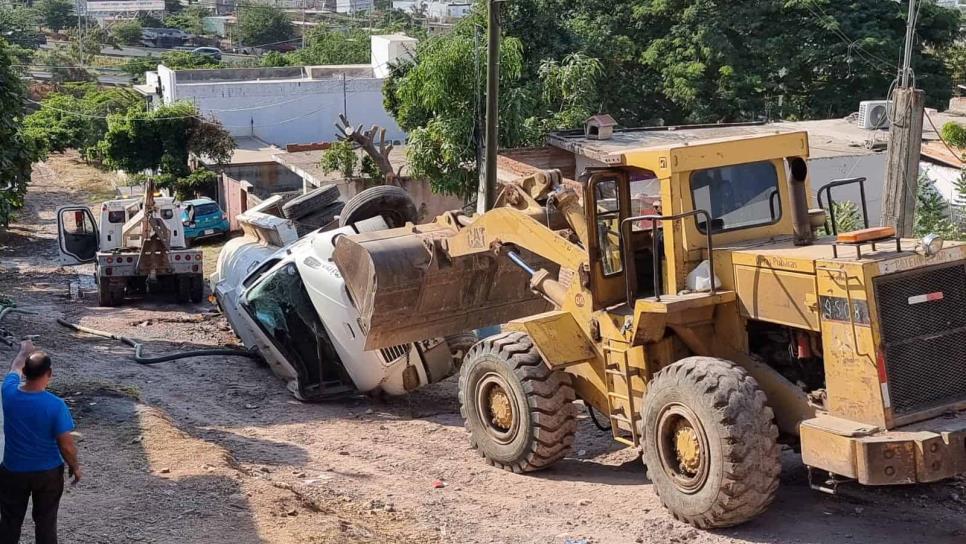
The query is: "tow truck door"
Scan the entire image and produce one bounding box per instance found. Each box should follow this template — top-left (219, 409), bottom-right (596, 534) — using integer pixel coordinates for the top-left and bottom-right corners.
top-left (56, 206), bottom-right (98, 265)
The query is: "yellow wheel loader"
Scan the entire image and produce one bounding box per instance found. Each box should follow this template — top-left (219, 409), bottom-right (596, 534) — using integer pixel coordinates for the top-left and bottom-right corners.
top-left (332, 130), bottom-right (966, 528)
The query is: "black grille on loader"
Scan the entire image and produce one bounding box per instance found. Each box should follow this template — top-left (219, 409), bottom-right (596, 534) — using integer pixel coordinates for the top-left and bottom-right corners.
top-left (874, 262), bottom-right (966, 416)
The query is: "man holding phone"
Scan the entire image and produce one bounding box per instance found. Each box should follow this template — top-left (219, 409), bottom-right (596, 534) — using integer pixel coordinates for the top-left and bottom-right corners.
top-left (0, 340), bottom-right (80, 544)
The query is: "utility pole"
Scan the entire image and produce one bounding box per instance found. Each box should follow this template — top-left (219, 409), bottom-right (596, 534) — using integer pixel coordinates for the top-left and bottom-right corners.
top-left (881, 0), bottom-right (924, 237)
top-left (477, 0), bottom-right (500, 214)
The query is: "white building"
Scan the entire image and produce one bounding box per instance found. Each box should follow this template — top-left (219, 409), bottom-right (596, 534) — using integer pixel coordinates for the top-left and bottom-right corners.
top-left (137, 35), bottom-right (416, 148)
top-left (936, 0), bottom-right (966, 12)
top-left (391, 0), bottom-right (471, 21)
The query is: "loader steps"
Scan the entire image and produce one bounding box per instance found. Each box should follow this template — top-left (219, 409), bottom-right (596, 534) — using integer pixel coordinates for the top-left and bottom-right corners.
top-left (602, 343), bottom-right (642, 447)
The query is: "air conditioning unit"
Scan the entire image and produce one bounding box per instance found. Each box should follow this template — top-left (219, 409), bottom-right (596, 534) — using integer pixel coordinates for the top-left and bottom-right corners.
top-left (857, 100), bottom-right (891, 130)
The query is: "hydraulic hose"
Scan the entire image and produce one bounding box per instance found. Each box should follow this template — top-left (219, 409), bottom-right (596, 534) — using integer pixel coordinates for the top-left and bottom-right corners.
top-left (56, 318), bottom-right (261, 365)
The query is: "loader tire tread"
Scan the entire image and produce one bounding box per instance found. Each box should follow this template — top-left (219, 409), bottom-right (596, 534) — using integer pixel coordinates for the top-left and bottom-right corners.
top-left (642, 357), bottom-right (780, 529)
top-left (459, 331), bottom-right (577, 473)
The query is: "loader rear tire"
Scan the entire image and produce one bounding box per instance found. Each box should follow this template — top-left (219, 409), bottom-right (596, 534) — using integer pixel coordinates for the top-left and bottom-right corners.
top-left (641, 357), bottom-right (780, 529)
top-left (459, 331), bottom-right (576, 473)
top-left (338, 186), bottom-right (417, 229)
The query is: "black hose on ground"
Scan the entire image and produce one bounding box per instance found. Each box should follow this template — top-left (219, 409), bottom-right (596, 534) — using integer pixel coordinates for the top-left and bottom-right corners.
top-left (56, 318), bottom-right (261, 365)
top-left (586, 403), bottom-right (612, 432)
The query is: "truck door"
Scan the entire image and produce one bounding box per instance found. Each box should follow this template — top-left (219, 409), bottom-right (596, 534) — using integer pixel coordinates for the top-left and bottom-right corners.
top-left (56, 206), bottom-right (98, 264)
top-left (584, 170), bottom-right (631, 309)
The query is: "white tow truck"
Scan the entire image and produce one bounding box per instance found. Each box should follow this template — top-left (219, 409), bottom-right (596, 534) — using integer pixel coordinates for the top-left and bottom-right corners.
top-left (211, 188), bottom-right (475, 401)
top-left (56, 182), bottom-right (205, 306)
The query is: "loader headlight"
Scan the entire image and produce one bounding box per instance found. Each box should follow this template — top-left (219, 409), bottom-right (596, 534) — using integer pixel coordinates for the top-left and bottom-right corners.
top-left (922, 233), bottom-right (944, 256)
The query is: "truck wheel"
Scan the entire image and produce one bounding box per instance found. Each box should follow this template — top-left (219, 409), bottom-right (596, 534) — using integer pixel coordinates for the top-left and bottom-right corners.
top-left (97, 281), bottom-right (118, 307)
top-left (458, 331), bottom-right (576, 473)
top-left (282, 184), bottom-right (340, 220)
top-left (641, 357), bottom-right (780, 528)
top-left (338, 186), bottom-right (417, 229)
top-left (176, 276), bottom-right (192, 303)
top-left (189, 275), bottom-right (204, 303)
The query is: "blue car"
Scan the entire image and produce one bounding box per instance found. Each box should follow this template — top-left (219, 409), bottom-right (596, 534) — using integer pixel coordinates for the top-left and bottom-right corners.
top-left (182, 198), bottom-right (230, 245)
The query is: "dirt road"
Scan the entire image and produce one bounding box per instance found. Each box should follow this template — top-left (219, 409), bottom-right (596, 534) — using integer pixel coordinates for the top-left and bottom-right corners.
top-left (0, 153), bottom-right (964, 544)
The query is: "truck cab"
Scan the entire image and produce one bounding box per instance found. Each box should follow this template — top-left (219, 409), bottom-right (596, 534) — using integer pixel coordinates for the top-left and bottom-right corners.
top-left (57, 190), bottom-right (203, 306)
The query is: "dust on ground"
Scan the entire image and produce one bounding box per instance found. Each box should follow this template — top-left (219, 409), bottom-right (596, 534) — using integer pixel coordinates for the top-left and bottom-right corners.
top-left (0, 151), bottom-right (964, 544)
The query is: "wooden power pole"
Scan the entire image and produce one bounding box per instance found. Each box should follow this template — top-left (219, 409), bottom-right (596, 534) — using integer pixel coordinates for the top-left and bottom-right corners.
top-left (881, 0), bottom-right (924, 237)
top-left (477, 0), bottom-right (501, 214)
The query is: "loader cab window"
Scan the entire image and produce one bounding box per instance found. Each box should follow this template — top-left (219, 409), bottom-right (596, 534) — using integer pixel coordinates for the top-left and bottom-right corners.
top-left (241, 263), bottom-right (350, 398)
top-left (690, 161), bottom-right (780, 233)
top-left (594, 178), bottom-right (623, 276)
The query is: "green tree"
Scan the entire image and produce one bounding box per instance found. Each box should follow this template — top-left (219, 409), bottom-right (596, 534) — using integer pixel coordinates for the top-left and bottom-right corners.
top-left (0, 5), bottom-right (44, 49)
top-left (320, 141), bottom-right (359, 179)
top-left (163, 6), bottom-right (206, 35)
top-left (98, 102), bottom-right (234, 198)
top-left (34, 0), bottom-right (75, 32)
top-left (120, 50), bottom-right (220, 82)
top-left (830, 200), bottom-right (861, 234)
top-left (24, 85), bottom-right (141, 159)
top-left (384, 26), bottom-right (532, 197)
top-left (914, 174), bottom-right (958, 239)
top-left (236, 5), bottom-right (294, 48)
top-left (942, 122), bottom-right (966, 150)
top-left (111, 19), bottom-right (143, 46)
top-left (288, 27), bottom-right (370, 65)
top-left (0, 39), bottom-right (44, 227)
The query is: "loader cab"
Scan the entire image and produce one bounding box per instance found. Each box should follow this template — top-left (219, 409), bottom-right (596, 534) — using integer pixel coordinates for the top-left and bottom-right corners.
top-left (582, 137), bottom-right (807, 308)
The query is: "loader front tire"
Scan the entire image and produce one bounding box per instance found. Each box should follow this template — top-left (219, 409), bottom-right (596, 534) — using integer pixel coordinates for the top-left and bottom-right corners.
top-left (641, 357), bottom-right (780, 529)
top-left (459, 331), bottom-right (576, 473)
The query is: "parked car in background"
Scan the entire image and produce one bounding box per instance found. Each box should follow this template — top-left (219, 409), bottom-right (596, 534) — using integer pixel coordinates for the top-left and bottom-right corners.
top-left (191, 46), bottom-right (222, 61)
top-left (182, 197), bottom-right (230, 245)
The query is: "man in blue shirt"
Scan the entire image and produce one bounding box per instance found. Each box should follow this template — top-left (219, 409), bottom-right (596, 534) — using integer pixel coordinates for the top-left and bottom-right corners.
top-left (0, 340), bottom-right (81, 544)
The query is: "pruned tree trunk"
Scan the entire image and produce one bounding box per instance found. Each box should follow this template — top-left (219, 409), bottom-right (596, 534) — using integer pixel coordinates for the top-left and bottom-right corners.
top-left (334, 114), bottom-right (407, 186)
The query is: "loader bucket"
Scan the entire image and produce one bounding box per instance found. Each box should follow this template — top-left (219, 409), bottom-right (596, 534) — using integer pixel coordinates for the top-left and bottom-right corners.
top-left (332, 225), bottom-right (552, 350)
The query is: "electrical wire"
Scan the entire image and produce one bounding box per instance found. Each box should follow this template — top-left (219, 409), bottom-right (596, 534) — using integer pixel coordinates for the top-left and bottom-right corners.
top-left (800, 1), bottom-right (896, 77)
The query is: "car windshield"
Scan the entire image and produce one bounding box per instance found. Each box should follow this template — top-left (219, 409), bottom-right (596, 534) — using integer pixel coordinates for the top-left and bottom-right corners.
top-left (690, 161), bottom-right (780, 233)
top-left (194, 203), bottom-right (220, 216)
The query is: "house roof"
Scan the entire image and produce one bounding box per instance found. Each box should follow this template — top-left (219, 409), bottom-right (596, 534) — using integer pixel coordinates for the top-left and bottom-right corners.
top-left (547, 112), bottom-right (966, 163)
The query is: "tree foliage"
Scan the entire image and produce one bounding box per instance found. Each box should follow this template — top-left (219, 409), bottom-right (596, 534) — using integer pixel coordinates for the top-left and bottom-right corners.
top-left (99, 102), bottom-right (234, 197)
top-left (111, 19), bottom-right (144, 46)
top-left (236, 5), bottom-right (294, 48)
top-left (0, 39), bottom-right (43, 227)
top-left (163, 6), bottom-right (206, 35)
top-left (290, 27), bottom-right (370, 64)
top-left (914, 174), bottom-right (958, 239)
top-left (942, 122), bottom-right (966, 150)
top-left (121, 50), bottom-right (220, 82)
top-left (34, 0), bottom-right (75, 32)
top-left (320, 141), bottom-right (359, 179)
top-left (0, 4), bottom-right (44, 49)
top-left (24, 85), bottom-right (141, 160)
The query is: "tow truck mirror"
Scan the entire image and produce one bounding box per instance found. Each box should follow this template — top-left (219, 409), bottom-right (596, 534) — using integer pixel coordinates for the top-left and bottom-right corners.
top-left (56, 206), bottom-right (98, 265)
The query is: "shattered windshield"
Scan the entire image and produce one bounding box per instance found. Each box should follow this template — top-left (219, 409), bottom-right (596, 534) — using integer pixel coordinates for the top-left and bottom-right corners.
top-left (242, 262), bottom-right (349, 397)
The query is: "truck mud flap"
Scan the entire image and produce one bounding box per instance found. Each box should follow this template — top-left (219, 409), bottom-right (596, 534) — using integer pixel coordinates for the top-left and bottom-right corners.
top-left (333, 225), bottom-right (552, 350)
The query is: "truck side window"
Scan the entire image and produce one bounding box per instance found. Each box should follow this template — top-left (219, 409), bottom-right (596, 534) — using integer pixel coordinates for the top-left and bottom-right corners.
top-left (691, 161), bottom-right (780, 233)
top-left (595, 179), bottom-right (623, 276)
top-left (107, 211), bottom-right (126, 224)
top-left (161, 209), bottom-right (174, 220)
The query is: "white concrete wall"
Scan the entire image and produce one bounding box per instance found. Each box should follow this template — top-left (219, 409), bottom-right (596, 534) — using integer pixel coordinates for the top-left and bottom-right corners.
top-left (807, 154), bottom-right (888, 227)
top-left (336, 0), bottom-right (372, 13)
top-left (371, 34), bottom-right (418, 78)
top-left (157, 65), bottom-right (177, 104)
top-left (172, 77), bottom-right (405, 147)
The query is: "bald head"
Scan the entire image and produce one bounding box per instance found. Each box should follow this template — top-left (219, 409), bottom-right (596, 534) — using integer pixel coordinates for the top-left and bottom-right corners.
top-left (23, 351), bottom-right (52, 381)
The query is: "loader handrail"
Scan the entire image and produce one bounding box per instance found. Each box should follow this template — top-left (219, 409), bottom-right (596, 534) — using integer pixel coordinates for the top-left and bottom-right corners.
top-left (619, 210), bottom-right (715, 305)
top-left (817, 177), bottom-right (869, 235)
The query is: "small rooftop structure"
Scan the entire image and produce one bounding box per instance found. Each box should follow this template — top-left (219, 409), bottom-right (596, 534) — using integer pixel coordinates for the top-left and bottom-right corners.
top-left (584, 114), bottom-right (618, 141)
